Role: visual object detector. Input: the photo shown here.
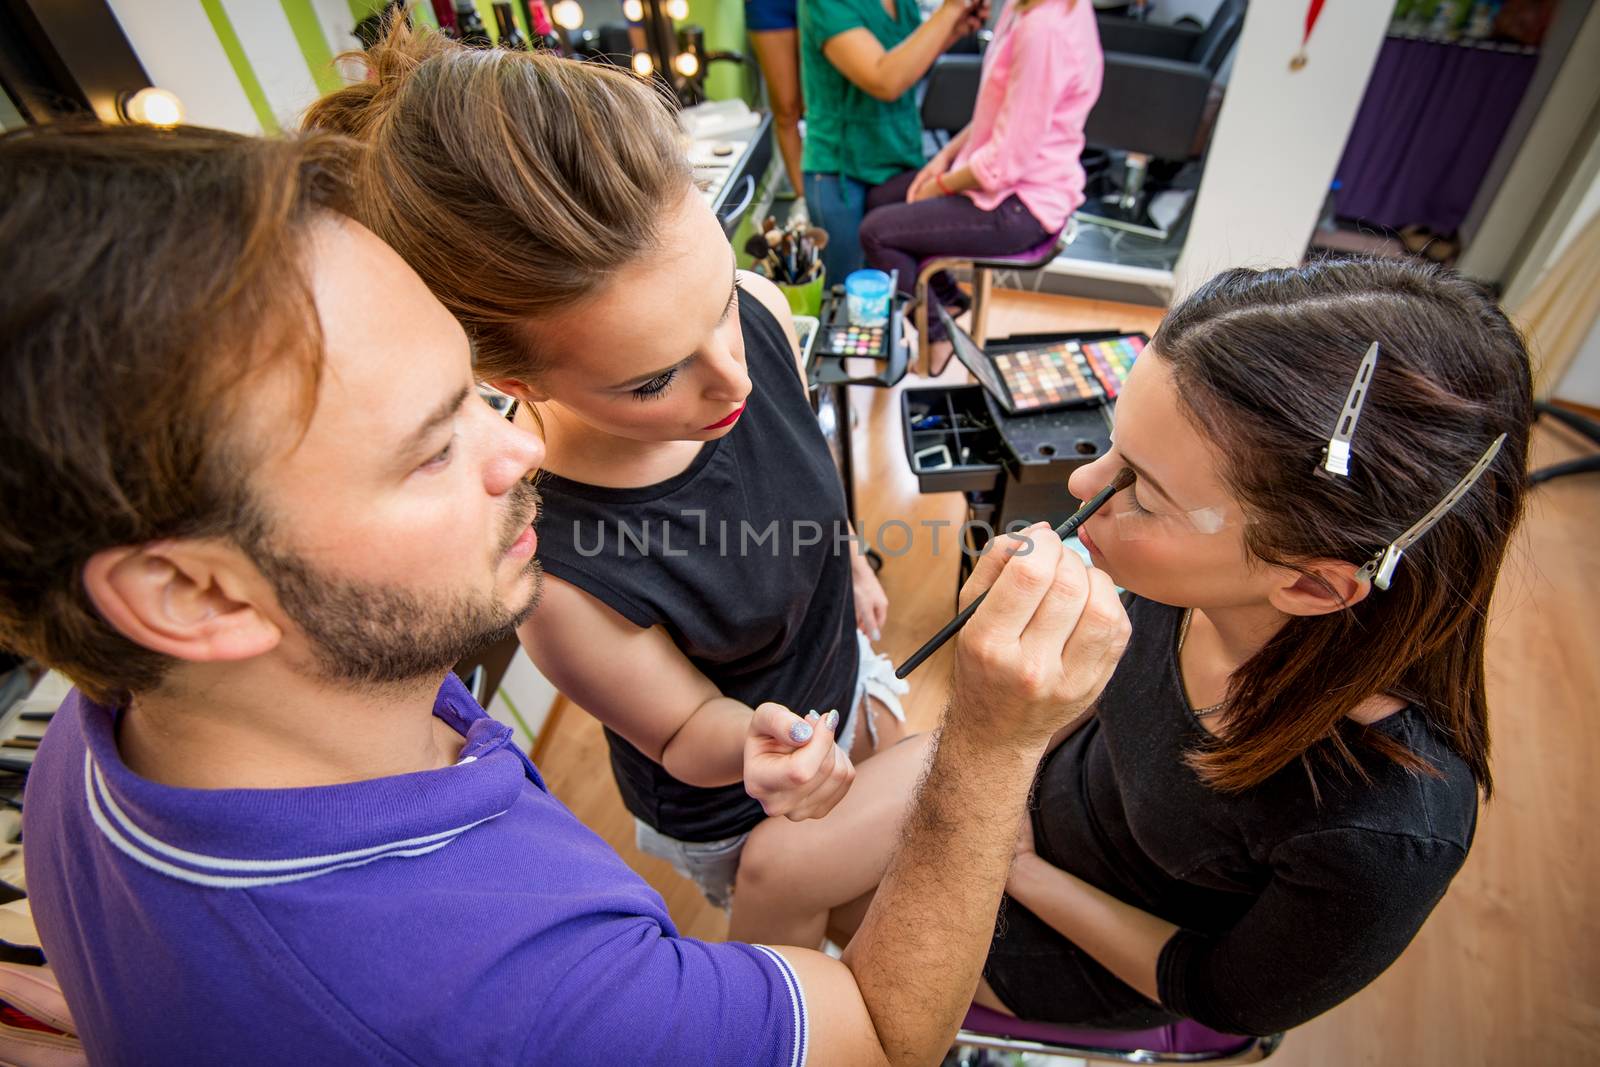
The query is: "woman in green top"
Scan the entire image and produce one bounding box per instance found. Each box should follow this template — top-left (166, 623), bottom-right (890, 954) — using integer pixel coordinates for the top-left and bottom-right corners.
top-left (800, 0), bottom-right (988, 283)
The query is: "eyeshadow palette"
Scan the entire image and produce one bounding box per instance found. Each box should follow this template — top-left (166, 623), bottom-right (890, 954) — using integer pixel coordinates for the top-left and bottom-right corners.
top-left (936, 302), bottom-right (1144, 416)
top-left (993, 342), bottom-right (1104, 410)
top-left (1077, 335), bottom-right (1144, 399)
top-left (816, 324), bottom-right (887, 359)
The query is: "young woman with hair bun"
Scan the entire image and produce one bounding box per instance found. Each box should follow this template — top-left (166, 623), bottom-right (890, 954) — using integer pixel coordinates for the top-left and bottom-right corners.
top-left (305, 22), bottom-right (913, 917)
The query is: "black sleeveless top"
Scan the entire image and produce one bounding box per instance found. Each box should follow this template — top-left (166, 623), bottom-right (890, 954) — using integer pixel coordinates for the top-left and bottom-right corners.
top-left (534, 295), bottom-right (860, 842)
top-left (984, 595), bottom-right (1477, 1034)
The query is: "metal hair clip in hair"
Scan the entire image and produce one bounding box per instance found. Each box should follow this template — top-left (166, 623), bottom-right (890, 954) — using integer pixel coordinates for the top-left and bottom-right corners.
top-left (1356, 433), bottom-right (1506, 590)
top-left (1321, 342), bottom-right (1380, 477)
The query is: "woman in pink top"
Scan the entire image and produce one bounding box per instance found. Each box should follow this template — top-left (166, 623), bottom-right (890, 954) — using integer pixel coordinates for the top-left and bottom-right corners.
top-left (859, 0), bottom-right (1103, 361)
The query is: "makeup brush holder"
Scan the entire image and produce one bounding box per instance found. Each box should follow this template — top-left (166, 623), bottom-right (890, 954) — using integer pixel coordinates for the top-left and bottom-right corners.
top-left (777, 267), bottom-right (826, 319)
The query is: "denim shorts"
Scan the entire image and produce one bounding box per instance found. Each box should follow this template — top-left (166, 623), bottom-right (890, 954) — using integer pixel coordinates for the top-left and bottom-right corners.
top-left (634, 631), bottom-right (909, 909)
top-left (634, 819), bottom-right (749, 911)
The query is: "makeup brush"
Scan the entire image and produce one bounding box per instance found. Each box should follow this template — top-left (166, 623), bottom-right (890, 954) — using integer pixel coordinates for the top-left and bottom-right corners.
top-left (894, 468), bottom-right (1136, 679)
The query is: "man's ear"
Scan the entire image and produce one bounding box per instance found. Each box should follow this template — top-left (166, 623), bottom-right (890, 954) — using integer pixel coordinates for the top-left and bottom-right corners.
top-left (1266, 558), bottom-right (1372, 617)
top-left (82, 541), bottom-right (282, 665)
top-left (487, 377), bottom-right (547, 405)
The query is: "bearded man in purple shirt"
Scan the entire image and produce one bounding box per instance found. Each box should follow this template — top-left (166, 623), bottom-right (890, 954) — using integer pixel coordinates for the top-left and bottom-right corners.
top-left (0, 122), bottom-right (1129, 1065)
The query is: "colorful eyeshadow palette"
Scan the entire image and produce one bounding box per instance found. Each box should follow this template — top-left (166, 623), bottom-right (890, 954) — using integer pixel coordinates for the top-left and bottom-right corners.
top-left (936, 302), bottom-right (1143, 416)
top-left (1077, 335), bottom-right (1144, 399)
top-left (816, 324), bottom-right (887, 359)
top-left (993, 343), bottom-right (1104, 410)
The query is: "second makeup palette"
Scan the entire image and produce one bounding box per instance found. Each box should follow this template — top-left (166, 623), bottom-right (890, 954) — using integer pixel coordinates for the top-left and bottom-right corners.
top-left (817, 324), bottom-right (887, 358)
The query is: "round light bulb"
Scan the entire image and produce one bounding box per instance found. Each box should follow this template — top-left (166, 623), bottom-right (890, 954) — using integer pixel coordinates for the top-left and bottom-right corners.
top-left (632, 50), bottom-right (654, 77)
top-left (622, 0), bottom-right (643, 21)
top-left (551, 1), bottom-right (583, 29)
top-left (666, 0), bottom-right (689, 19)
top-left (124, 86), bottom-right (184, 128)
top-left (673, 51), bottom-right (700, 78)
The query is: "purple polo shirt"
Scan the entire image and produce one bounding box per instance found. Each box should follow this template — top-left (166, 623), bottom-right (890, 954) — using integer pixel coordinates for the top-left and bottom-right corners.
top-left (23, 675), bottom-right (807, 1065)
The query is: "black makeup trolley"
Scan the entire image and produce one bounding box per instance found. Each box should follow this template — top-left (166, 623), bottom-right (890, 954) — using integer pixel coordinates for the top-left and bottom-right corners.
top-left (803, 277), bottom-right (912, 571)
top-left (902, 329), bottom-right (1145, 593)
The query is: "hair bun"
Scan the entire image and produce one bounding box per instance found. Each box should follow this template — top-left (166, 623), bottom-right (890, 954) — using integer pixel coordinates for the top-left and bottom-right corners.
top-left (303, 17), bottom-right (449, 139)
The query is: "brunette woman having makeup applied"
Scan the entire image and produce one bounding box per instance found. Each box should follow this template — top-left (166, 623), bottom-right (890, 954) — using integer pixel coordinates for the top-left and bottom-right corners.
top-left (304, 22), bottom-right (914, 913)
top-left (728, 256), bottom-right (1534, 1039)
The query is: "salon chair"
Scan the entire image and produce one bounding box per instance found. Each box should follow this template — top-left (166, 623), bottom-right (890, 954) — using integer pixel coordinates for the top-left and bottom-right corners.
top-left (1078, 0), bottom-right (1245, 237)
top-left (953, 1004), bottom-right (1283, 1065)
top-left (1530, 401), bottom-right (1600, 484)
top-left (913, 56), bottom-right (1074, 375)
top-left (911, 227), bottom-right (1074, 375)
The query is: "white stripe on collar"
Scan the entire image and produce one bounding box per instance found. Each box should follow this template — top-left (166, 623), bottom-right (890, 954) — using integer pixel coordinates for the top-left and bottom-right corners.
top-left (84, 750), bottom-right (504, 888)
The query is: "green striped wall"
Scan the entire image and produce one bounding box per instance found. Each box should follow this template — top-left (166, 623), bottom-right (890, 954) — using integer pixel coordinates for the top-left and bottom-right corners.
top-left (284, 0), bottom-right (343, 94)
top-left (193, 0), bottom-right (753, 138)
top-left (199, 0), bottom-right (281, 133)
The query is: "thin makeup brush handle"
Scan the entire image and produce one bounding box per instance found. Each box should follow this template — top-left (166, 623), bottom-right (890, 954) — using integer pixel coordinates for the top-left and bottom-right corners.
top-left (893, 472), bottom-right (1131, 680)
top-left (894, 593), bottom-right (986, 681)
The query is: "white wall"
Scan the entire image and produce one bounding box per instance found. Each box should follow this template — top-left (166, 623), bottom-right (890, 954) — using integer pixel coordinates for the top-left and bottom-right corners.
top-left (1172, 0), bottom-right (1394, 297)
top-left (219, 0), bottom-right (325, 131)
top-left (312, 0), bottom-right (367, 56)
top-left (106, 0), bottom-right (260, 133)
top-left (105, 0), bottom-right (368, 134)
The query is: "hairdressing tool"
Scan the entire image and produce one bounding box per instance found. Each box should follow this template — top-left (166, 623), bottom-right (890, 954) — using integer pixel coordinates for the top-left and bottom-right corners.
top-left (1321, 341), bottom-right (1379, 477)
top-left (895, 467), bottom-right (1137, 678)
top-left (1356, 433), bottom-right (1505, 590)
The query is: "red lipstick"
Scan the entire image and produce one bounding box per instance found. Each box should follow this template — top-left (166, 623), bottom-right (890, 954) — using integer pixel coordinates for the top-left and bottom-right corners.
top-left (1077, 524), bottom-right (1101, 559)
top-left (701, 403), bottom-right (745, 431)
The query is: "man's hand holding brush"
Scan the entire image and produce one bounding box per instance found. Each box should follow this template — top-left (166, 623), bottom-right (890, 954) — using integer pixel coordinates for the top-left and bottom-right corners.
top-left (950, 523), bottom-right (1130, 755)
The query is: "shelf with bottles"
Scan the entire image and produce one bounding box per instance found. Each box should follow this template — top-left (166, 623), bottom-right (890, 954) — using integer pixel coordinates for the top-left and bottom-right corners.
top-left (371, 1), bottom-right (742, 109)
top-left (1387, 0), bottom-right (1545, 54)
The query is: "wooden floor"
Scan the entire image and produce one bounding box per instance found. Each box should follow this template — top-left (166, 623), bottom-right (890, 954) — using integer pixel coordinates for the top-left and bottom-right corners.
top-left (535, 290), bottom-right (1600, 1065)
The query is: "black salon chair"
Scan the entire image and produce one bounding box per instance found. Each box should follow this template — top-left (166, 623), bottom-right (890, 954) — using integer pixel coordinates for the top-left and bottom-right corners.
top-left (1530, 401), bottom-right (1600, 484)
top-left (922, 53), bottom-right (981, 151)
top-left (1079, 0), bottom-right (1246, 236)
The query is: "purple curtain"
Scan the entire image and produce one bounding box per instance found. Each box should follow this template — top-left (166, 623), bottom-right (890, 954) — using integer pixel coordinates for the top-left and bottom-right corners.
top-left (1334, 36), bottom-right (1538, 235)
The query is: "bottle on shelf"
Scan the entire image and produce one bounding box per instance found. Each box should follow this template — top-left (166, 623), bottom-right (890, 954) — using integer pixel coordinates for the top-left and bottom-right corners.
top-left (430, 0), bottom-right (458, 37)
top-left (521, 0), bottom-right (563, 51)
top-left (493, 2), bottom-right (529, 49)
top-left (455, 2), bottom-right (492, 47)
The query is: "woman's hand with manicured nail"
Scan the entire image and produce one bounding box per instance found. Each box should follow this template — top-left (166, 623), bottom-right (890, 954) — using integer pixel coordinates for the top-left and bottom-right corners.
top-left (852, 554), bottom-right (889, 643)
top-left (744, 702), bottom-right (857, 822)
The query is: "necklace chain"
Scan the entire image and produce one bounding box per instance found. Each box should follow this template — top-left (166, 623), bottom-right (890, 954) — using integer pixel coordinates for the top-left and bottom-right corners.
top-left (1178, 609), bottom-right (1226, 719)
